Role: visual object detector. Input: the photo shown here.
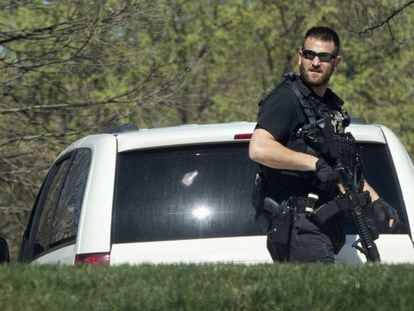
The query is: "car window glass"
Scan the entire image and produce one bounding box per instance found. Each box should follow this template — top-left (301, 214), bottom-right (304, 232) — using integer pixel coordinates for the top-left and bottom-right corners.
top-left (33, 158), bottom-right (71, 256)
top-left (360, 143), bottom-right (407, 233)
top-left (114, 143), bottom-right (266, 243)
top-left (114, 141), bottom-right (407, 244)
top-left (50, 149), bottom-right (91, 246)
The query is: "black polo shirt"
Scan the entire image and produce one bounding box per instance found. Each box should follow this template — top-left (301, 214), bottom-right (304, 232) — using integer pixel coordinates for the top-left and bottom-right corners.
top-left (255, 78), bottom-right (342, 200)
top-left (257, 84), bottom-right (306, 145)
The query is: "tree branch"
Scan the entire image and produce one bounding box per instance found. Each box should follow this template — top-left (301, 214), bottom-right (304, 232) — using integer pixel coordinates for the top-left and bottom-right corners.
top-left (352, 0), bottom-right (414, 35)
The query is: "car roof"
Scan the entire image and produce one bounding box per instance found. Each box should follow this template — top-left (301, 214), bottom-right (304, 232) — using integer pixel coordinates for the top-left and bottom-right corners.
top-left (115, 122), bottom-right (387, 152)
top-left (60, 121), bottom-right (387, 155)
top-left (116, 122), bottom-right (255, 152)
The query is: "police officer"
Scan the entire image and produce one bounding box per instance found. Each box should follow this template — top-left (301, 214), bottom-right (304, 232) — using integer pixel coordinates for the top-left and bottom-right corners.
top-left (249, 26), bottom-right (398, 263)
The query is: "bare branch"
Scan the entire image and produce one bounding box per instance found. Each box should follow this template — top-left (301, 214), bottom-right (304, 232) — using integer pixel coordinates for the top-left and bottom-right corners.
top-left (351, 0), bottom-right (414, 35)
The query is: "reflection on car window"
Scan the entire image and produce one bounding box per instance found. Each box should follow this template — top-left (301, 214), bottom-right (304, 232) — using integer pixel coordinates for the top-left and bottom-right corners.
top-left (32, 149), bottom-right (91, 257)
top-left (50, 149), bottom-right (91, 246)
top-left (33, 158), bottom-right (71, 256)
top-left (114, 143), bottom-right (265, 243)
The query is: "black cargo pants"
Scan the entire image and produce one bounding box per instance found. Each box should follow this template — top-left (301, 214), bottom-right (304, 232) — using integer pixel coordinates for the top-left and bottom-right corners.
top-left (267, 213), bottom-right (336, 263)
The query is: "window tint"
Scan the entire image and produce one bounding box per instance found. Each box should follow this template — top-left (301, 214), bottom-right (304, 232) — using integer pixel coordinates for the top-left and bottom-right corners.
top-left (114, 143), bottom-right (265, 243)
top-left (360, 143), bottom-right (407, 234)
top-left (50, 149), bottom-right (91, 246)
top-left (31, 149), bottom-right (91, 257)
top-left (33, 158), bottom-right (71, 256)
top-left (113, 141), bottom-right (407, 244)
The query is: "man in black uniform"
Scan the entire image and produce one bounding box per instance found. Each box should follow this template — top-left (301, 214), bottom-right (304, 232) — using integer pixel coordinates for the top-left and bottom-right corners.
top-left (249, 26), bottom-right (398, 263)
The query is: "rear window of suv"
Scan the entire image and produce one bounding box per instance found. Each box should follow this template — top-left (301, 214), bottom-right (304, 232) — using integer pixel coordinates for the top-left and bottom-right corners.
top-left (113, 143), bottom-right (265, 243)
top-left (113, 141), bottom-right (408, 244)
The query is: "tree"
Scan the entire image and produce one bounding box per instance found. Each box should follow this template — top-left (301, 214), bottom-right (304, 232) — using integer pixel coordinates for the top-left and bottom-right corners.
top-left (344, 0), bottom-right (414, 37)
top-left (0, 0), bottom-right (198, 255)
top-left (335, 0), bottom-right (414, 155)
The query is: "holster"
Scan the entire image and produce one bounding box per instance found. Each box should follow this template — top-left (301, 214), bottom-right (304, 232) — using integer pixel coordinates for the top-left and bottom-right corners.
top-left (251, 171), bottom-right (268, 218)
top-left (265, 197), bottom-right (294, 245)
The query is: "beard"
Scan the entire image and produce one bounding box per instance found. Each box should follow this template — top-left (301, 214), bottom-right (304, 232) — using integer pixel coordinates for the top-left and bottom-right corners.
top-left (299, 63), bottom-right (334, 87)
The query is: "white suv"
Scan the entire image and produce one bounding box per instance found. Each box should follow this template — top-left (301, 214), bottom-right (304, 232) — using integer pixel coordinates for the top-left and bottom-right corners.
top-left (5, 122), bottom-right (414, 265)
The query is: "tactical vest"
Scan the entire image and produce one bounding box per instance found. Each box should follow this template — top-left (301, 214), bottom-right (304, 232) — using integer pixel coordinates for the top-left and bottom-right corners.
top-left (282, 73), bottom-right (348, 140)
top-left (260, 73), bottom-right (358, 200)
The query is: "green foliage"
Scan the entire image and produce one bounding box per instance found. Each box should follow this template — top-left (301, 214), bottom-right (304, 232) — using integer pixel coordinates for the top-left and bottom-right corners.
top-left (0, 263), bottom-right (413, 310)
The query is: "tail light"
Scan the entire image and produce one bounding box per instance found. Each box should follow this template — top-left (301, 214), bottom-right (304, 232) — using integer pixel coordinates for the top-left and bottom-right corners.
top-left (75, 252), bottom-right (110, 265)
top-left (234, 133), bottom-right (252, 140)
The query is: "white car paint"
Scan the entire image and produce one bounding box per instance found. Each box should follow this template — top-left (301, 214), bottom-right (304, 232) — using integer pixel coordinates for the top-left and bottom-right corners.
top-left (25, 122), bottom-right (414, 265)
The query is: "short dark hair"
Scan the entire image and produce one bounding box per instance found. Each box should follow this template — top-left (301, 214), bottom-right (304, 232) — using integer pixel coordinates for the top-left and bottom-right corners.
top-left (302, 26), bottom-right (340, 54)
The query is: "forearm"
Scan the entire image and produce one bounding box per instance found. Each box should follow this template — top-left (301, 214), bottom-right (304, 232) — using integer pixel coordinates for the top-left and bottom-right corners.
top-left (363, 179), bottom-right (380, 202)
top-left (249, 128), bottom-right (318, 171)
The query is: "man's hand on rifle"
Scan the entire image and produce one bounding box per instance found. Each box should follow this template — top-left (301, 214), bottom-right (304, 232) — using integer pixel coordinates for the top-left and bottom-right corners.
top-left (362, 180), bottom-right (399, 231)
top-left (372, 198), bottom-right (399, 231)
top-left (314, 158), bottom-right (339, 192)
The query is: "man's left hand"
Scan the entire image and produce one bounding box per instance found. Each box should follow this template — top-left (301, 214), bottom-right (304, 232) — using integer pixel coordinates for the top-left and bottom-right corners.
top-left (372, 198), bottom-right (399, 231)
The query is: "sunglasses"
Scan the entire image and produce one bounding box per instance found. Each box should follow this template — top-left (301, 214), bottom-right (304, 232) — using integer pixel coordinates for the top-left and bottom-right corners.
top-left (301, 49), bottom-right (337, 62)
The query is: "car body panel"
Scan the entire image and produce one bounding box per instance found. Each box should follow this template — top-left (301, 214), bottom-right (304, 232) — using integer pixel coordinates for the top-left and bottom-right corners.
top-left (110, 237), bottom-right (273, 265)
top-left (109, 234), bottom-right (414, 265)
top-left (345, 124), bottom-right (386, 144)
top-left (116, 122), bottom-right (387, 152)
top-left (116, 122), bottom-right (255, 151)
top-left (380, 125), bottom-right (414, 235)
top-left (33, 244), bottom-right (75, 265)
top-left (21, 122), bottom-right (414, 265)
top-left (73, 135), bottom-right (117, 255)
top-left (336, 234), bottom-right (414, 264)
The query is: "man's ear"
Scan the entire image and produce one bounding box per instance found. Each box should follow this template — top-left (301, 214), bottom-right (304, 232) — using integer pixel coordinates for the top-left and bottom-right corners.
top-left (297, 50), bottom-right (302, 66)
top-left (334, 55), bottom-right (342, 69)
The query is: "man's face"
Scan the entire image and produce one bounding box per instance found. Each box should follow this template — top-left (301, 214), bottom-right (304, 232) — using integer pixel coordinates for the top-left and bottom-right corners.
top-left (298, 37), bottom-right (341, 88)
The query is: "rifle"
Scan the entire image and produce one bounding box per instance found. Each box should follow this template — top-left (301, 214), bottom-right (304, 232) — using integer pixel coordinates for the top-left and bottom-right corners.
top-left (298, 117), bottom-right (381, 262)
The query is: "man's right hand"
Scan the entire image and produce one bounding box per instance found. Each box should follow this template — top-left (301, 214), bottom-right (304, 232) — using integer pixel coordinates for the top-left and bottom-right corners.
top-left (314, 158), bottom-right (339, 191)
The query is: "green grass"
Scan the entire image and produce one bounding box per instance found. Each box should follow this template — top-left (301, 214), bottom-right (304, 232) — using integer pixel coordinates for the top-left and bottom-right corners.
top-left (0, 263), bottom-right (413, 310)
